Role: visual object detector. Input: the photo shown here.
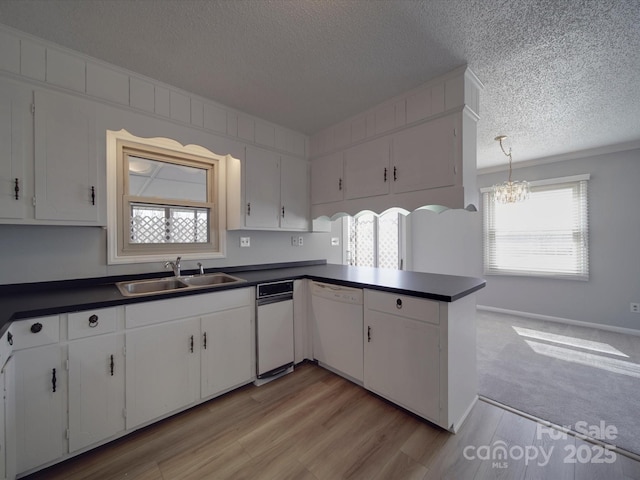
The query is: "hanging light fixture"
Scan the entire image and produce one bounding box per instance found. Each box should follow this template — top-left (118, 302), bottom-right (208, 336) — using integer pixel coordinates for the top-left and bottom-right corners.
top-left (491, 135), bottom-right (530, 203)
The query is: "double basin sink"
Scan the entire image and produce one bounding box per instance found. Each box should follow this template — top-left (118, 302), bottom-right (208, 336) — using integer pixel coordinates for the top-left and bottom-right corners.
top-left (116, 272), bottom-right (246, 297)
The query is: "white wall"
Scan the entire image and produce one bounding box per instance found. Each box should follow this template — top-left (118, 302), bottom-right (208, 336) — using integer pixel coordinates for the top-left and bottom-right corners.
top-left (407, 208), bottom-right (482, 278)
top-left (0, 224), bottom-right (342, 284)
top-left (476, 148), bottom-right (640, 330)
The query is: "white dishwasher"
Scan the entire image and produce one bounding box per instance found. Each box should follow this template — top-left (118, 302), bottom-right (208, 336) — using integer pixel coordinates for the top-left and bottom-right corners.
top-left (310, 281), bottom-right (364, 382)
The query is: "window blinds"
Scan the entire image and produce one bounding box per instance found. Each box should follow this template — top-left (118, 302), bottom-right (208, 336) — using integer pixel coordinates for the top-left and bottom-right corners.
top-left (482, 175), bottom-right (589, 280)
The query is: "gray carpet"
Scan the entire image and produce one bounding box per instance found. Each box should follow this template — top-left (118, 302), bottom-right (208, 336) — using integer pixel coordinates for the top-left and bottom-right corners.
top-left (477, 310), bottom-right (640, 455)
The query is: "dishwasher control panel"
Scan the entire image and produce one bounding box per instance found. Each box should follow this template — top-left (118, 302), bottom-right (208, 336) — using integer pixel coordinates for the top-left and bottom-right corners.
top-left (256, 280), bottom-right (294, 299)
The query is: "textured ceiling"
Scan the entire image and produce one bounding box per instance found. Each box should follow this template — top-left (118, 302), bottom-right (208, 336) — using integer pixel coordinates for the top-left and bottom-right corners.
top-left (1, 0), bottom-right (639, 169)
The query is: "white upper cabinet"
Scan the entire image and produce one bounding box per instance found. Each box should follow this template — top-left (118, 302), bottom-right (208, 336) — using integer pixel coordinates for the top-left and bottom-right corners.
top-left (34, 90), bottom-right (101, 224)
top-left (344, 136), bottom-right (390, 200)
top-left (392, 113), bottom-right (457, 194)
top-left (280, 155), bottom-right (309, 231)
top-left (0, 78), bottom-right (31, 220)
top-left (244, 146), bottom-right (281, 229)
top-left (310, 67), bottom-right (481, 217)
top-left (228, 146), bottom-right (309, 231)
top-left (311, 151), bottom-right (343, 205)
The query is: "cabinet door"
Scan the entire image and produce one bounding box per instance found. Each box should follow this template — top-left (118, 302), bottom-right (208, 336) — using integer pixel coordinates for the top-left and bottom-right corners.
top-left (68, 334), bottom-right (125, 452)
top-left (14, 345), bottom-right (66, 474)
top-left (201, 306), bottom-right (253, 398)
top-left (125, 318), bottom-right (200, 429)
top-left (34, 90), bottom-right (99, 223)
top-left (0, 79), bottom-right (31, 219)
top-left (344, 136), bottom-right (390, 200)
top-left (364, 311), bottom-right (440, 422)
top-left (311, 152), bottom-right (343, 205)
top-left (392, 114), bottom-right (457, 194)
top-left (280, 156), bottom-right (309, 231)
top-left (2, 356), bottom-right (16, 480)
top-left (311, 295), bottom-right (363, 382)
top-left (0, 364), bottom-right (5, 480)
top-left (245, 146), bottom-right (280, 228)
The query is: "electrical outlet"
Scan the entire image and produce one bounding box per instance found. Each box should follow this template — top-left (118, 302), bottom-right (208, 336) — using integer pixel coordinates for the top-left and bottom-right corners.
top-left (291, 236), bottom-right (298, 246)
top-left (631, 303), bottom-right (640, 314)
top-left (298, 236), bottom-right (303, 246)
top-left (240, 237), bottom-right (250, 247)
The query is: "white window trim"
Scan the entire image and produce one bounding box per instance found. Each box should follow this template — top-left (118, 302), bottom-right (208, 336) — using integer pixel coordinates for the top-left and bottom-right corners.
top-left (481, 174), bottom-right (590, 280)
top-left (106, 129), bottom-right (227, 264)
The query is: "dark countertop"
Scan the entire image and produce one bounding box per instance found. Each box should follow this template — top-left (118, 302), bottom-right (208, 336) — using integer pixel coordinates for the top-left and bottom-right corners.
top-left (0, 261), bottom-right (485, 334)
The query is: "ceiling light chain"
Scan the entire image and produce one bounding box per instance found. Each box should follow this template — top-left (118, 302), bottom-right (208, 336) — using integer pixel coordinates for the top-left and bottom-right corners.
top-left (491, 135), bottom-right (530, 204)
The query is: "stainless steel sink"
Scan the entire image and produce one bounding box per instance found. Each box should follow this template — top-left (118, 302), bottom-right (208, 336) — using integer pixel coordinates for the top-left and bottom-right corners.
top-left (117, 277), bottom-right (189, 296)
top-left (116, 272), bottom-right (245, 297)
top-left (180, 272), bottom-right (246, 287)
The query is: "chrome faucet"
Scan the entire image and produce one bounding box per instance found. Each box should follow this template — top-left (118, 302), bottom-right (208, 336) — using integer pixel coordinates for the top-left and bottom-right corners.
top-left (197, 262), bottom-right (204, 275)
top-left (164, 256), bottom-right (181, 277)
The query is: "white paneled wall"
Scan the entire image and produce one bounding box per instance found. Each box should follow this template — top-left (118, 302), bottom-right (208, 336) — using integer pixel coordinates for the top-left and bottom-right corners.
top-left (0, 25), bottom-right (307, 158)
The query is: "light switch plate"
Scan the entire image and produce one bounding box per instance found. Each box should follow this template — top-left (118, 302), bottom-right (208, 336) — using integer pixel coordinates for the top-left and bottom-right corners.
top-left (331, 237), bottom-right (340, 246)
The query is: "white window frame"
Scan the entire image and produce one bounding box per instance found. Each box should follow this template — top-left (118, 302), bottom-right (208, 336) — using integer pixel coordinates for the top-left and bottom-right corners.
top-left (481, 174), bottom-right (589, 280)
top-left (106, 129), bottom-right (227, 264)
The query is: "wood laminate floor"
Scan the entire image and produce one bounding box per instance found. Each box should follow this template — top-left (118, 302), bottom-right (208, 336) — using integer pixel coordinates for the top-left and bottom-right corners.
top-left (24, 363), bottom-right (640, 480)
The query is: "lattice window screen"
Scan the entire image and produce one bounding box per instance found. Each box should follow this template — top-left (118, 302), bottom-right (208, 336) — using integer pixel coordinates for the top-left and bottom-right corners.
top-left (130, 205), bottom-right (209, 244)
top-left (347, 211), bottom-right (399, 269)
top-left (378, 212), bottom-right (399, 269)
top-left (348, 214), bottom-right (375, 267)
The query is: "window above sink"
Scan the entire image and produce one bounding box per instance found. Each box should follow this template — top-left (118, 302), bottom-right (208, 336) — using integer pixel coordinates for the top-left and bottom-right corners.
top-left (106, 129), bottom-right (230, 264)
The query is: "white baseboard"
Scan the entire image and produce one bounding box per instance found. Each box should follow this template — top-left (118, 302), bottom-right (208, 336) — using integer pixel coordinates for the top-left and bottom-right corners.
top-left (477, 305), bottom-right (640, 337)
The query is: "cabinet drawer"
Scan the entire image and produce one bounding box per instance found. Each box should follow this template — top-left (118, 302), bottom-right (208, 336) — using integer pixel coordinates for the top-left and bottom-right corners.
top-left (11, 315), bottom-right (60, 350)
top-left (364, 290), bottom-right (439, 325)
top-left (68, 307), bottom-right (117, 340)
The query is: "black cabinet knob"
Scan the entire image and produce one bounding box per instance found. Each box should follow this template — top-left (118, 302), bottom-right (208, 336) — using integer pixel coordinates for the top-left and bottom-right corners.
top-left (30, 322), bottom-right (43, 333)
top-left (89, 314), bottom-right (99, 327)
top-left (396, 298), bottom-right (403, 309)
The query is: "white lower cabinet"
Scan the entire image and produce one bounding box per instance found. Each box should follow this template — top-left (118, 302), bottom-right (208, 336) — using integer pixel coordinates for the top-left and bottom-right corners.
top-left (362, 289), bottom-right (477, 432)
top-left (1, 354), bottom-right (16, 480)
top-left (0, 327), bottom-right (15, 480)
top-left (125, 318), bottom-right (201, 429)
top-left (4, 290), bottom-right (255, 478)
top-left (14, 344), bottom-right (66, 474)
top-left (68, 334), bottom-right (125, 452)
top-left (125, 288), bottom-right (254, 429)
top-left (201, 306), bottom-right (253, 398)
top-left (364, 306), bottom-right (440, 422)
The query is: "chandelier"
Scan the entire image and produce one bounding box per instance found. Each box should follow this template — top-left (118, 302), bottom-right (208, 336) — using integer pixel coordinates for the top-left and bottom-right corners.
top-left (491, 135), bottom-right (530, 204)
